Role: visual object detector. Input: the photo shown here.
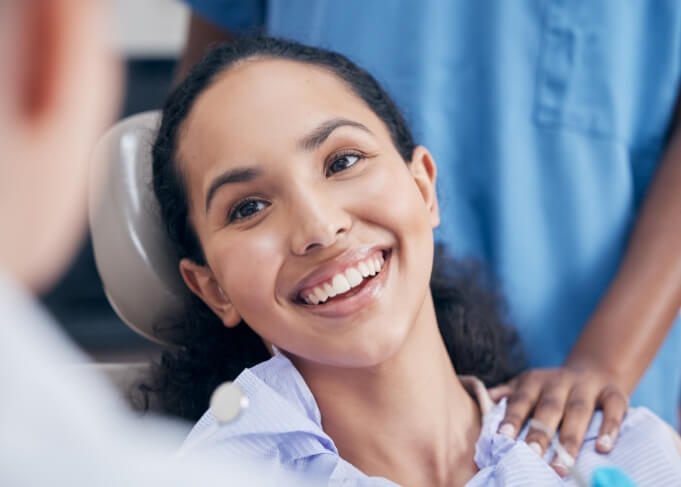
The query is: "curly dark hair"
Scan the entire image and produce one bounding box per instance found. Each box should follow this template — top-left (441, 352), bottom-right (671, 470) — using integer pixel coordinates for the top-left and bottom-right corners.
top-left (143, 35), bottom-right (522, 421)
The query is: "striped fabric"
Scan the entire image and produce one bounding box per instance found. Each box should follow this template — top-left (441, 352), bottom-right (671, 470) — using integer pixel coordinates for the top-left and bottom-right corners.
top-left (185, 351), bottom-right (681, 486)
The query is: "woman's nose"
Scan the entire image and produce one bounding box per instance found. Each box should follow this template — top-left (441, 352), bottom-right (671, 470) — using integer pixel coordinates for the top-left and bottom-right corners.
top-left (289, 188), bottom-right (352, 255)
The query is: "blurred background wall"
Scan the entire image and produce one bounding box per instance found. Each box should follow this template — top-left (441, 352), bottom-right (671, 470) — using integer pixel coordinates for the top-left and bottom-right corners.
top-left (41, 0), bottom-right (189, 362)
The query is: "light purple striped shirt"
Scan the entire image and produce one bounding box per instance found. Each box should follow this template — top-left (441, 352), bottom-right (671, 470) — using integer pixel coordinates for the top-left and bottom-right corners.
top-left (185, 350), bottom-right (681, 486)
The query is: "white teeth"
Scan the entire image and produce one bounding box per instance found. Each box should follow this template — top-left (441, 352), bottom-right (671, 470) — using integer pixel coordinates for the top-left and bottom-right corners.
top-left (302, 252), bottom-right (388, 305)
top-left (314, 287), bottom-right (327, 303)
top-left (367, 259), bottom-right (376, 275)
top-left (323, 282), bottom-right (337, 298)
top-left (345, 267), bottom-right (363, 287)
top-left (358, 262), bottom-right (371, 277)
top-left (332, 273), bottom-right (351, 294)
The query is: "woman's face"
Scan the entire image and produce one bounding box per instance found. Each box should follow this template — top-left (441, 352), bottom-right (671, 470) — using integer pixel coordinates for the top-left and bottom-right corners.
top-left (178, 59), bottom-right (439, 368)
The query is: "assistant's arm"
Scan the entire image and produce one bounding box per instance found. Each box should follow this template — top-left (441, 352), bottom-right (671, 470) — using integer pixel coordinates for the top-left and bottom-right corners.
top-left (566, 104), bottom-right (681, 393)
top-left (496, 94), bottom-right (681, 475)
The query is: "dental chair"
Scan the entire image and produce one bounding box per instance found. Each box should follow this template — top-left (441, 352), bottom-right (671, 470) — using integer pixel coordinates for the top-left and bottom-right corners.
top-left (89, 110), bottom-right (191, 409)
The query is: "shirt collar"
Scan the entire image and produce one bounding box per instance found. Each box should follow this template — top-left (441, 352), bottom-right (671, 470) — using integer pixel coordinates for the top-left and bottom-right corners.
top-left (193, 348), bottom-right (541, 472)
top-left (197, 348), bottom-right (337, 461)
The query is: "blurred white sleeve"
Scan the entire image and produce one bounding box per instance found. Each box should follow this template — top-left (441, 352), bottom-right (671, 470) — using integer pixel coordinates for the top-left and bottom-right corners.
top-left (0, 273), bottom-right (304, 486)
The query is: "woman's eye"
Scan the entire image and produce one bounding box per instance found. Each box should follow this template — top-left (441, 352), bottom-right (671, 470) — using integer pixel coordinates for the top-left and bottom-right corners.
top-left (327, 153), bottom-right (362, 176)
top-left (229, 199), bottom-right (269, 222)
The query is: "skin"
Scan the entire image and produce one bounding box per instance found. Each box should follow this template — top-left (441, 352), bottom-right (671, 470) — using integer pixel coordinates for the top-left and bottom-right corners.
top-left (177, 58), bottom-right (481, 487)
top-left (179, 12), bottom-right (681, 475)
top-left (0, 0), bottom-right (119, 293)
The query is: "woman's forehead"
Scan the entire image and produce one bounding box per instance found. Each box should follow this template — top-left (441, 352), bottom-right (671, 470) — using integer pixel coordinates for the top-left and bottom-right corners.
top-left (178, 58), bottom-right (388, 179)
top-left (187, 60), bottom-right (382, 141)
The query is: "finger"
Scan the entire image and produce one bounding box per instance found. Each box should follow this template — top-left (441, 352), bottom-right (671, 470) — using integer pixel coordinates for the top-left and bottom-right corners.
top-left (488, 384), bottom-right (514, 402)
top-left (550, 387), bottom-right (596, 477)
top-left (595, 385), bottom-right (628, 454)
top-left (498, 376), bottom-right (542, 439)
top-left (524, 383), bottom-right (571, 457)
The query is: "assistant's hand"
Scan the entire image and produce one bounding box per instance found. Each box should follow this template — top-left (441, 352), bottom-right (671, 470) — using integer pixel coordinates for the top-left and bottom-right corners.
top-left (488, 365), bottom-right (629, 477)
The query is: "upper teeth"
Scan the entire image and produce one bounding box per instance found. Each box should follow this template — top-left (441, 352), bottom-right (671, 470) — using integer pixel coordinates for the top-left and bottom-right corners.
top-left (303, 253), bottom-right (386, 305)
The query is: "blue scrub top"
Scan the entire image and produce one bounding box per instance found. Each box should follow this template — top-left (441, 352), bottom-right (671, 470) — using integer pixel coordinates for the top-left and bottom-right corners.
top-left (185, 0), bottom-right (681, 426)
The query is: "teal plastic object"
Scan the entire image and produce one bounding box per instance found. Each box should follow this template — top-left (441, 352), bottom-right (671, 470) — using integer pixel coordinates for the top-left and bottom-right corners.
top-left (591, 467), bottom-right (636, 487)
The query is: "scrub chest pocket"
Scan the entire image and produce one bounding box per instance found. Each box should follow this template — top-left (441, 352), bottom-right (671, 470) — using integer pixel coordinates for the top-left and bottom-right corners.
top-left (533, 0), bottom-right (681, 148)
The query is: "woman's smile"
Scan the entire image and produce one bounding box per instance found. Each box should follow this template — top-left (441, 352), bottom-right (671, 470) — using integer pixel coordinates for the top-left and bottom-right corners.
top-left (294, 248), bottom-right (393, 319)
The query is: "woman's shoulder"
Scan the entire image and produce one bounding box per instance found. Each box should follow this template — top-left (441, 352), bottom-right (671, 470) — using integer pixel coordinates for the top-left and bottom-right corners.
top-left (569, 407), bottom-right (681, 484)
top-left (582, 406), bottom-right (679, 453)
top-left (478, 400), bottom-right (681, 485)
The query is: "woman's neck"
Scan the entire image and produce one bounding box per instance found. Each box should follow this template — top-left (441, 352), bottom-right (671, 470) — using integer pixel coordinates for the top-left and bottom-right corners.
top-left (292, 293), bottom-right (481, 487)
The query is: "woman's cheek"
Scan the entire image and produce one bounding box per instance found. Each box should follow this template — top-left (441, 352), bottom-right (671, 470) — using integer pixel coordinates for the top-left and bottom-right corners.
top-left (213, 230), bottom-right (283, 316)
top-left (361, 164), bottom-right (429, 231)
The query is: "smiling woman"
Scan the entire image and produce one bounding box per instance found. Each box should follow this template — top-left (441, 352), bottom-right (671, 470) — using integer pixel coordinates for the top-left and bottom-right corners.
top-left (147, 34), bottom-right (517, 412)
top-left (143, 36), bottom-right (681, 486)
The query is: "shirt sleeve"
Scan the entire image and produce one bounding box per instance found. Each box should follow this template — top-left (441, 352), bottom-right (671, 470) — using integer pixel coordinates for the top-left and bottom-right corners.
top-left (182, 0), bottom-right (267, 33)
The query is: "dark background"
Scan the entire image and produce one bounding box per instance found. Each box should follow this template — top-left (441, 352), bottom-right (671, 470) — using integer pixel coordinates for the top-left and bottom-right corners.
top-left (41, 59), bottom-right (176, 362)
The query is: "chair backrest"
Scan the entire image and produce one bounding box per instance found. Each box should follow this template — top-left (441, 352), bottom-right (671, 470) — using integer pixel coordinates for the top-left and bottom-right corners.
top-left (89, 111), bottom-right (190, 344)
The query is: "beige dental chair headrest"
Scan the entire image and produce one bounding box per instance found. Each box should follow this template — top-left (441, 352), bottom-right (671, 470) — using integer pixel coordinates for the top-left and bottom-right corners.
top-left (89, 111), bottom-right (190, 344)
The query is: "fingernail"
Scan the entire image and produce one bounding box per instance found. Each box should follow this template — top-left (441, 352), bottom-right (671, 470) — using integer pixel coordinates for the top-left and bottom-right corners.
top-left (552, 459), bottom-right (568, 477)
top-left (597, 433), bottom-right (613, 451)
top-left (499, 423), bottom-right (515, 437)
top-left (528, 441), bottom-right (542, 456)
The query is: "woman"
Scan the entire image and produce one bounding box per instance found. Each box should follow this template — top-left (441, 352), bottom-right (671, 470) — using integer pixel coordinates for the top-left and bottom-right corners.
top-left (147, 36), bottom-right (681, 486)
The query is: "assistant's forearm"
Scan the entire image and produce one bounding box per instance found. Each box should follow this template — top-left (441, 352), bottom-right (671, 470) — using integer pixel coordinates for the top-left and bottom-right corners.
top-left (567, 131), bottom-right (681, 393)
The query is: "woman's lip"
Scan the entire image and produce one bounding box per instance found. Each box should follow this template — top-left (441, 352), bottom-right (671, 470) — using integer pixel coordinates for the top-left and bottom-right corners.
top-left (291, 246), bottom-right (388, 300)
top-left (297, 250), bottom-right (391, 318)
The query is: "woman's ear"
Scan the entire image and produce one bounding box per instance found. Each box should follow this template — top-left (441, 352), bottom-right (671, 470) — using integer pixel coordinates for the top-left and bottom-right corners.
top-left (179, 259), bottom-right (241, 328)
top-left (409, 145), bottom-right (440, 229)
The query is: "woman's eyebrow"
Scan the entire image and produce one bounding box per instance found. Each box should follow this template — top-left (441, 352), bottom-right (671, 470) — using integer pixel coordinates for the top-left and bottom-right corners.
top-left (204, 119), bottom-right (370, 213)
top-left (205, 166), bottom-right (262, 214)
top-left (298, 118), bottom-right (372, 151)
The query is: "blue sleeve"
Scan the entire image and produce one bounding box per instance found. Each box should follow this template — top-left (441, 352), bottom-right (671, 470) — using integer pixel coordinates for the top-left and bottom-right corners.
top-left (183, 0), bottom-right (266, 33)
